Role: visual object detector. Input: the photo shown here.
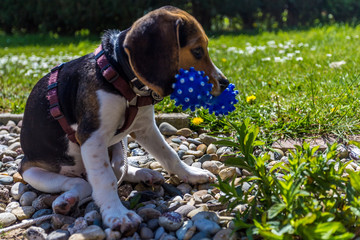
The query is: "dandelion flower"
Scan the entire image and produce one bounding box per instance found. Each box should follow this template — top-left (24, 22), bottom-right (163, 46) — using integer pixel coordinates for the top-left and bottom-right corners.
top-left (246, 95), bottom-right (256, 103)
top-left (221, 58), bottom-right (227, 62)
top-left (192, 117), bottom-right (204, 125)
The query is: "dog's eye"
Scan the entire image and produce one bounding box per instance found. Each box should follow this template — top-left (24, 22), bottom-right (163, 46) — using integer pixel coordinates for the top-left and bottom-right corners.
top-left (191, 47), bottom-right (204, 59)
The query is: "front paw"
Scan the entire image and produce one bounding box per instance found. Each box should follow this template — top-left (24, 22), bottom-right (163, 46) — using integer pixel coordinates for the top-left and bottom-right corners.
top-left (103, 208), bottom-right (142, 236)
top-left (124, 166), bottom-right (164, 185)
top-left (177, 163), bottom-right (216, 184)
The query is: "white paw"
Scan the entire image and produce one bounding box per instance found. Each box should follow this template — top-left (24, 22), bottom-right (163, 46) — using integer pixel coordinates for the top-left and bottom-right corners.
top-left (102, 207), bottom-right (142, 236)
top-left (176, 163), bottom-right (216, 184)
top-left (124, 165), bottom-right (164, 184)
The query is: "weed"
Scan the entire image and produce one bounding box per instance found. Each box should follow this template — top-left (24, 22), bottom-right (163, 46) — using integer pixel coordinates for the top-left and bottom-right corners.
top-left (215, 119), bottom-right (360, 239)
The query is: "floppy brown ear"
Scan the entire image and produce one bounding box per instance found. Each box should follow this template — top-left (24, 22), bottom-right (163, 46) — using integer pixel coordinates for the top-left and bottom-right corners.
top-left (124, 10), bottom-right (183, 97)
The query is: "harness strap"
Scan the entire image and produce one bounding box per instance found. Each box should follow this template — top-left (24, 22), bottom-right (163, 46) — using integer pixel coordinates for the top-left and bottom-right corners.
top-left (47, 64), bottom-right (78, 144)
top-left (94, 45), bottom-right (156, 133)
top-left (46, 45), bottom-right (159, 145)
top-left (94, 46), bottom-right (137, 102)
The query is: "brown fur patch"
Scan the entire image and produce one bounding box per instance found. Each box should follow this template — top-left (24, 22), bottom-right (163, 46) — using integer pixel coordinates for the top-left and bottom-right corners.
top-left (130, 132), bottom-right (137, 139)
top-left (19, 160), bottom-right (60, 175)
top-left (104, 162), bottom-right (109, 167)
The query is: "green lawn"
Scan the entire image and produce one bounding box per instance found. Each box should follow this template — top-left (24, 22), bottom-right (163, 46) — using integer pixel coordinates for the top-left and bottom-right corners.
top-left (1, 25), bottom-right (360, 142)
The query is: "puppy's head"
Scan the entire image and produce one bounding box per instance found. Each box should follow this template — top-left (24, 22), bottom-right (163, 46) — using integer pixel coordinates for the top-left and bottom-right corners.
top-left (124, 6), bottom-right (229, 97)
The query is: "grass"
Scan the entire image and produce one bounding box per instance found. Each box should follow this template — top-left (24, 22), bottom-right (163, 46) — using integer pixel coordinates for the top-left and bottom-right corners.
top-left (1, 25), bottom-right (360, 142)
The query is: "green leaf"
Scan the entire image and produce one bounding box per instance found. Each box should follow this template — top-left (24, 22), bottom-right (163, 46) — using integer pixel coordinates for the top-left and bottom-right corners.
top-left (258, 229), bottom-right (284, 240)
top-left (254, 140), bottom-right (265, 146)
top-left (225, 157), bottom-right (254, 172)
top-left (349, 140), bottom-right (360, 149)
top-left (294, 213), bottom-right (316, 229)
top-left (278, 224), bottom-right (294, 235)
top-left (215, 139), bottom-right (239, 148)
top-left (348, 170), bottom-right (360, 193)
top-left (129, 193), bottom-right (141, 209)
top-left (313, 222), bottom-right (347, 239)
top-left (349, 206), bottom-right (360, 217)
top-left (233, 219), bottom-right (254, 230)
top-left (268, 203), bottom-right (286, 219)
top-left (332, 233), bottom-right (355, 240)
top-left (268, 162), bottom-right (285, 174)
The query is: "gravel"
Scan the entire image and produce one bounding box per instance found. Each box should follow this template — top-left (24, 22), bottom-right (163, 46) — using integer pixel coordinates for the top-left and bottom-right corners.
top-left (0, 119), bottom-right (359, 239)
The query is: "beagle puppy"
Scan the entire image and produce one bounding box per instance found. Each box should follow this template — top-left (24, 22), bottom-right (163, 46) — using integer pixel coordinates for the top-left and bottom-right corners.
top-left (19, 6), bottom-right (229, 234)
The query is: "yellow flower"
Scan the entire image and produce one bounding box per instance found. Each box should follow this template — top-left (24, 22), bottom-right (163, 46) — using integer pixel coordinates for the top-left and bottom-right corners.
top-left (330, 107), bottom-right (337, 113)
top-left (221, 58), bottom-right (227, 62)
top-left (246, 95), bottom-right (256, 103)
top-left (192, 117), bottom-right (204, 125)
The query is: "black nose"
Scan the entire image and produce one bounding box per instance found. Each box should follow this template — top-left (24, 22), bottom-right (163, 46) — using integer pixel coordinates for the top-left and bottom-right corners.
top-left (219, 78), bottom-right (230, 92)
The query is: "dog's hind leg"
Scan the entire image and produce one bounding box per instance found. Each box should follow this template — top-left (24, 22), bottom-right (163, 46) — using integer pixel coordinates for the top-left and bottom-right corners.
top-left (22, 167), bottom-right (92, 215)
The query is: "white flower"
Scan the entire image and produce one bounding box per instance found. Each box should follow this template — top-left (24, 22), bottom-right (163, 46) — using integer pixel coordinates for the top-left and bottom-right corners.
top-left (41, 62), bottom-right (49, 69)
top-left (315, 64), bottom-right (322, 68)
top-left (346, 36), bottom-right (351, 40)
top-left (227, 47), bottom-right (238, 52)
top-left (279, 50), bottom-right (285, 54)
top-left (274, 57), bottom-right (285, 63)
top-left (25, 69), bottom-right (33, 76)
top-left (326, 54), bottom-right (332, 57)
top-left (329, 60), bottom-right (346, 68)
top-left (310, 47), bottom-right (316, 51)
top-left (267, 40), bottom-right (276, 45)
top-left (261, 57), bottom-right (271, 61)
top-left (296, 57), bottom-right (303, 61)
top-left (295, 50), bottom-right (300, 54)
top-left (287, 53), bottom-right (295, 58)
top-left (10, 56), bottom-right (19, 63)
top-left (0, 57), bottom-right (8, 66)
top-left (246, 46), bottom-right (256, 55)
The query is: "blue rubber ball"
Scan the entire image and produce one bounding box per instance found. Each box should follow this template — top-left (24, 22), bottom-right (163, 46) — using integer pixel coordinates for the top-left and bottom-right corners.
top-left (170, 67), bottom-right (238, 116)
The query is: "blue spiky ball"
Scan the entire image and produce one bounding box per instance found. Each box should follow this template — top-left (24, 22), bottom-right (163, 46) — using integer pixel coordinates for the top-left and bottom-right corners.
top-left (170, 67), bottom-right (239, 116)
top-left (206, 83), bottom-right (238, 116)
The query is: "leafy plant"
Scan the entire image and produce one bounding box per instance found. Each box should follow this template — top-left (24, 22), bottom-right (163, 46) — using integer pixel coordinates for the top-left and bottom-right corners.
top-left (215, 119), bottom-right (360, 239)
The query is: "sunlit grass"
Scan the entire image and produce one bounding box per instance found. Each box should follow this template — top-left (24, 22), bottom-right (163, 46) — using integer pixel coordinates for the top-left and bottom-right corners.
top-left (1, 25), bottom-right (359, 141)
